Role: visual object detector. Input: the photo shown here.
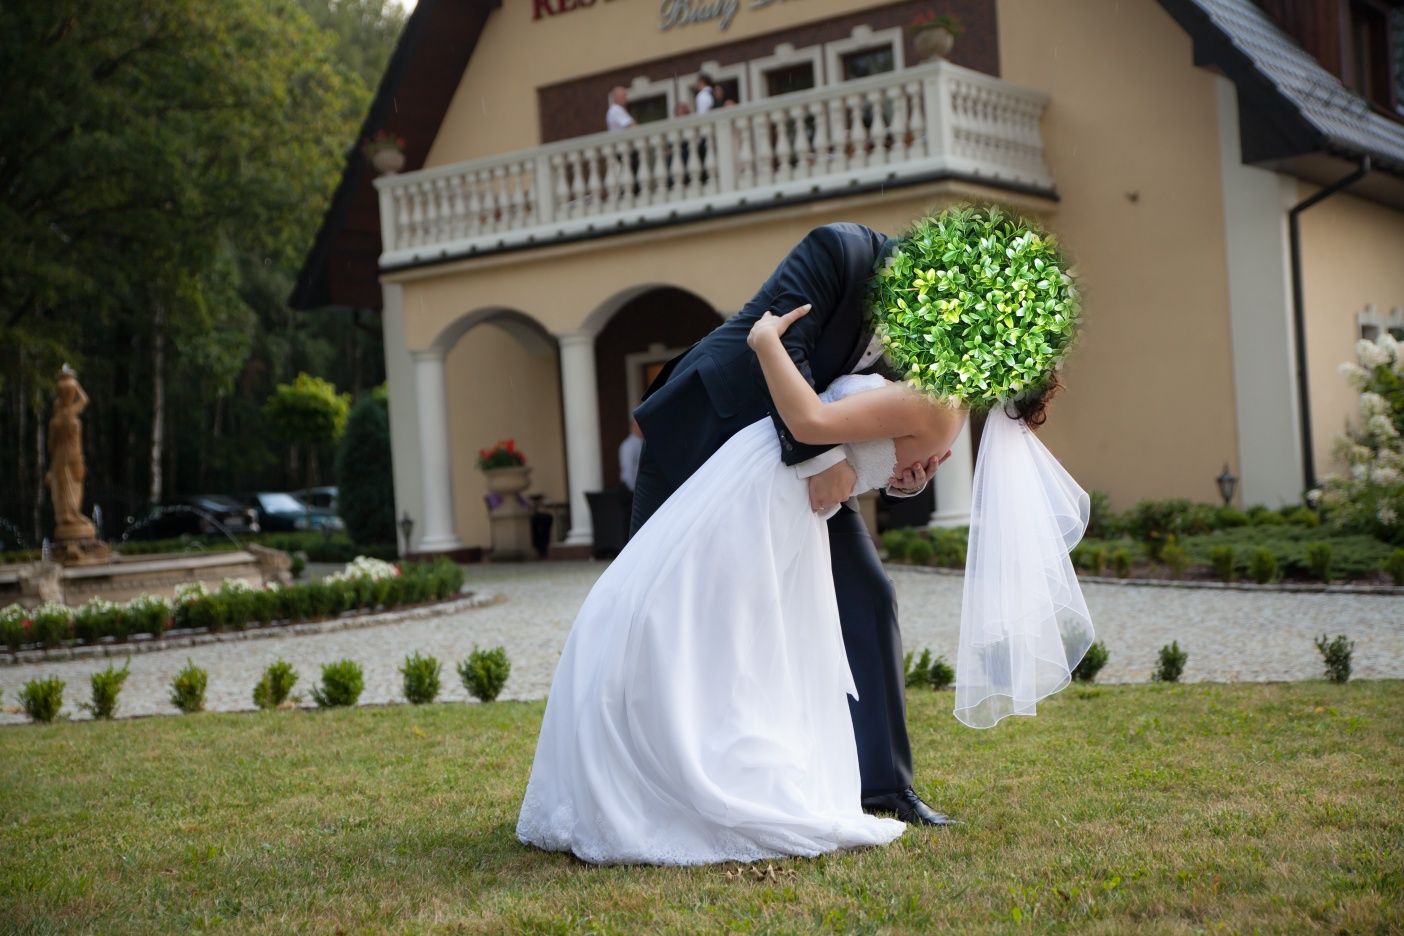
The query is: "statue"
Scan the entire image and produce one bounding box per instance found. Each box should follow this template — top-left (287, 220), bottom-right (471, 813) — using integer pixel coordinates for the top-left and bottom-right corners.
top-left (45, 366), bottom-right (108, 564)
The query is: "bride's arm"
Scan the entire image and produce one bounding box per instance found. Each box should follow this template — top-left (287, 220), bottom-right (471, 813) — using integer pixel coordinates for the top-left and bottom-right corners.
top-left (749, 306), bottom-right (931, 445)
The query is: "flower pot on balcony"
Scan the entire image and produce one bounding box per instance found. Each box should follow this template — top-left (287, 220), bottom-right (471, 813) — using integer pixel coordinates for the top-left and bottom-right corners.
top-left (913, 27), bottom-right (956, 63)
top-left (484, 465), bottom-right (531, 495)
top-left (370, 147), bottom-right (406, 175)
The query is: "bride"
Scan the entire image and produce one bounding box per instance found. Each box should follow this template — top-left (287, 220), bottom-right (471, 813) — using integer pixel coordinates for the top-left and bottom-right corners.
top-left (515, 303), bottom-right (968, 865)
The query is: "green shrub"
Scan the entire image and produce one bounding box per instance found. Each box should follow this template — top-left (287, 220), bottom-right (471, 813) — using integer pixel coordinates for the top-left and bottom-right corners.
top-left (1153, 642), bottom-right (1187, 683)
top-left (20, 676), bottom-right (65, 723)
top-left (311, 659), bottom-right (364, 708)
top-left (1126, 498), bottom-right (1208, 557)
top-left (83, 660), bottom-right (130, 720)
top-left (459, 646), bottom-right (510, 702)
top-left (927, 654), bottom-right (955, 690)
top-left (73, 598), bottom-right (123, 643)
top-left (905, 537), bottom-right (934, 566)
top-left (904, 649), bottom-right (933, 688)
top-left (1305, 542), bottom-right (1333, 583)
top-left (1246, 505), bottom-right (1286, 526)
top-left (0, 604), bottom-right (27, 652)
top-left (169, 660), bottom-right (208, 714)
top-left (290, 553), bottom-right (307, 579)
top-left (1285, 506), bottom-right (1321, 527)
top-left (401, 652), bottom-right (442, 705)
top-left (1086, 490), bottom-right (1120, 539)
top-left (1215, 506), bottom-right (1249, 528)
top-left (1249, 547), bottom-right (1279, 584)
top-left (930, 530), bottom-right (966, 568)
top-left (253, 659), bottom-right (299, 710)
top-left (1072, 641), bottom-right (1109, 683)
top-left (1161, 539), bottom-right (1189, 579)
top-left (1086, 546), bottom-right (1108, 576)
top-left (1385, 549), bottom-right (1404, 586)
top-left (251, 589), bottom-right (281, 626)
top-left (336, 391), bottom-right (398, 546)
top-left (1210, 545), bottom-right (1237, 583)
top-left (1315, 634), bottom-right (1354, 684)
top-left (1112, 549), bottom-right (1132, 578)
top-left (124, 594), bottom-right (171, 638)
top-left (31, 603), bottom-right (73, 648)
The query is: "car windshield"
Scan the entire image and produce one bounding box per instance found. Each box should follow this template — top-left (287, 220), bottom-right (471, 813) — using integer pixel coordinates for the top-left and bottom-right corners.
top-left (259, 493), bottom-right (305, 513)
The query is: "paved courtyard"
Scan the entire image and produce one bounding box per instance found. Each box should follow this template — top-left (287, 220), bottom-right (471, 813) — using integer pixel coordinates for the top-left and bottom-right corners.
top-left (2, 561), bottom-right (1401, 724)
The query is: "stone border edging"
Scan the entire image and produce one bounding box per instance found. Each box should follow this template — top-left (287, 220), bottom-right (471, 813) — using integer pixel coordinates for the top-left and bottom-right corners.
top-left (1, 591), bottom-right (504, 666)
top-left (889, 563), bottom-right (1404, 596)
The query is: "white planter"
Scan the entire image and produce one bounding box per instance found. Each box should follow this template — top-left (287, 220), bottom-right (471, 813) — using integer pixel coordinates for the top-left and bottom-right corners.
top-left (370, 147), bottom-right (406, 175)
top-left (913, 27), bottom-right (956, 63)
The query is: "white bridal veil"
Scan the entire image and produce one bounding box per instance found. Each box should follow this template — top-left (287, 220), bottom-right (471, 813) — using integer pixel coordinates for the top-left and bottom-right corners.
top-left (954, 410), bottom-right (1094, 729)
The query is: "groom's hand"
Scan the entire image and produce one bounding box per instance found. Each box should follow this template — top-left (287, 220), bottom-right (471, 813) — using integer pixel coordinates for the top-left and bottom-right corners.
top-left (809, 459), bottom-right (857, 512)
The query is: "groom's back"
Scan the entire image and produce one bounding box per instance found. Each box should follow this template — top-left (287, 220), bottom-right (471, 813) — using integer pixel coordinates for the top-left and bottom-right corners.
top-left (634, 222), bottom-right (888, 488)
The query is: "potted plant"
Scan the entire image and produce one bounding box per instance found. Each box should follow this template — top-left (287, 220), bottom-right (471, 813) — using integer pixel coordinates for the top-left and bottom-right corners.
top-left (478, 439), bottom-right (531, 495)
top-left (363, 129), bottom-right (407, 175)
top-left (909, 11), bottom-right (962, 63)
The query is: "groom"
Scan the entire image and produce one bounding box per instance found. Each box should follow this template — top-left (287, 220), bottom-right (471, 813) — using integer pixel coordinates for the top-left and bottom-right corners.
top-left (630, 221), bottom-right (955, 826)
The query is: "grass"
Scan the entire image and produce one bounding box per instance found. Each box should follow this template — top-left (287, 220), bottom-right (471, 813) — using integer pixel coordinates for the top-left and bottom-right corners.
top-left (2, 682), bottom-right (1401, 934)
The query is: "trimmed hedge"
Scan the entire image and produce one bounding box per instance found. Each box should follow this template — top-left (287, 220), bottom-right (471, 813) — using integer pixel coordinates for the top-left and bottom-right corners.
top-left (1, 558), bottom-right (465, 653)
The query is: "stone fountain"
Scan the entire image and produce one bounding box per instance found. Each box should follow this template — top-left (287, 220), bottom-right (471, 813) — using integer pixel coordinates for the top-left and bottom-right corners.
top-left (0, 367), bottom-right (289, 609)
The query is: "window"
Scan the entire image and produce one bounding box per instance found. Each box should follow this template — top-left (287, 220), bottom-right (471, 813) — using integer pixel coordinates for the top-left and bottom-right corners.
top-left (630, 95), bottom-right (670, 125)
top-left (840, 46), bottom-right (896, 81)
top-left (1357, 305), bottom-right (1404, 341)
top-left (1392, 7), bottom-right (1404, 115)
top-left (765, 63), bottom-right (816, 97)
top-left (1347, 0), bottom-right (1400, 112)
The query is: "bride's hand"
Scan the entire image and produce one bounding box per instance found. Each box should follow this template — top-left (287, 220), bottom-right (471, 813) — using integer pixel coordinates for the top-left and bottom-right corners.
top-left (747, 304), bottom-right (811, 350)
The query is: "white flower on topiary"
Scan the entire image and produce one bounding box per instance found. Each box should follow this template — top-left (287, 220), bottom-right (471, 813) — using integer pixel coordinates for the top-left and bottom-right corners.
top-left (327, 555), bottom-right (399, 583)
top-left (174, 582), bottom-right (208, 603)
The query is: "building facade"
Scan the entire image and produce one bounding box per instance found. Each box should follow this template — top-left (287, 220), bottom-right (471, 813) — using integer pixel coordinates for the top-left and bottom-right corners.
top-left (294, 0), bottom-right (1404, 557)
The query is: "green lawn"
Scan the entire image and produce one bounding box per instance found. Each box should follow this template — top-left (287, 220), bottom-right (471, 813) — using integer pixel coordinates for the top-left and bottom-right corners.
top-left (2, 682), bottom-right (1402, 935)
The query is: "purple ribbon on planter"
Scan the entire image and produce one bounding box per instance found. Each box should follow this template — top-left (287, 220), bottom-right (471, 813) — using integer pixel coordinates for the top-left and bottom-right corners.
top-left (484, 493), bottom-right (531, 511)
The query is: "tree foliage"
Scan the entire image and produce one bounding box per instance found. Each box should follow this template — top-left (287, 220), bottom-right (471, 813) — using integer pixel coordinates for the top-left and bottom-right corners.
top-left (0, 0), bottom-right (403, 542)
top-left (336, 387), bottom-right (395, 545)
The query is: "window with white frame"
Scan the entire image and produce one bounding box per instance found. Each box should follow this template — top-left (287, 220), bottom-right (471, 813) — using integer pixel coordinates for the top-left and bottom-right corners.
top-left (748, 43), bottom-right (825, 99)
top-left (824, 25), bottom-right (905, 82)
top-left (676, 60), bottom-right (750, 113)
top-left (625, 74), bottom-right (676, 125)
top-left (1357, 304), bottom-right (1404, 341)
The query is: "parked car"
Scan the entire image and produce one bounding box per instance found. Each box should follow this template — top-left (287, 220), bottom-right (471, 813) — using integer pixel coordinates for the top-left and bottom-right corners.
top-left (245, 492), bottom-right (345, 532)
top-left (124, 494), bottom-right (258, 541)
top-left (292, 486), bottom-right (339, 512)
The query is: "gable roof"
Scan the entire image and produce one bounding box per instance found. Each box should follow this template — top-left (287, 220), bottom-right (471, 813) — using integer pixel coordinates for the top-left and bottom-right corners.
top-left (1158, 0), bottom-right (1404, 176)
top-left (290, 0), bottom-right (501, 311)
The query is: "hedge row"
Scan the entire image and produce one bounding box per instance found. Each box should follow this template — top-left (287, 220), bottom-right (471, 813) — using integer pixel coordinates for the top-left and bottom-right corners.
top-left (2, 558), bottom-right (464, 653)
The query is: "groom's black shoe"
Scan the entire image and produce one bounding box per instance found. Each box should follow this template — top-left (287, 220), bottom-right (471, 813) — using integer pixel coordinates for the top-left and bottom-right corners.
top-left (862, 788), bottom-right (960, 827)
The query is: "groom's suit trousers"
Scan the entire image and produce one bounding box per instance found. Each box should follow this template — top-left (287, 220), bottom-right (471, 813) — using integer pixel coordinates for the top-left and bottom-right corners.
top-left (630, 445), bottom-right (914, 798)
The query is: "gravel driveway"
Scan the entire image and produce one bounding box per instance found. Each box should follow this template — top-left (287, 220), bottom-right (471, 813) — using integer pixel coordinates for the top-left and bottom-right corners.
top-left (2, 561), bottom-right (1400, 724)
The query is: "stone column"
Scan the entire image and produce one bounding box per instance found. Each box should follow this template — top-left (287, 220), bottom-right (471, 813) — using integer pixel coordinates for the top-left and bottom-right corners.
top-left (930, 419), bottom-right (974, 528)
top-left (410, 349), bottom-right (465, 554)
top-left (557, 331), bottom-right (603, 547)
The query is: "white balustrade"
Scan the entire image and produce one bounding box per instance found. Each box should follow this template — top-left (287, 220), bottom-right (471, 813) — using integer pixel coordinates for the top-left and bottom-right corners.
top-left (374, 61), bottom-right (1054, 265)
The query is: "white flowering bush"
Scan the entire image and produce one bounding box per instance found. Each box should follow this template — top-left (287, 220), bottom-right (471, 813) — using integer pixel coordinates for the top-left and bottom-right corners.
top-left (1312, 333), bottom-right (1404, 544)
top-left (872, 204), bottom-right (1079, 407)
top-left (124, 593), bottom-right (172, 638)
top-left (74, 597), bottom-right (122, 642)
top-left (326, 555), bottom-right (400, 583)
top-left (174, 581), bottom-right (208, 603)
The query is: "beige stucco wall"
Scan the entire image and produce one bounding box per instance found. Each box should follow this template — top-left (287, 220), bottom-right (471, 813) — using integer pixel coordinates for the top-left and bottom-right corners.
top-left (996, 0), bottom-right (1240, 508)
top-left (444, 320), bottom-right (566, 549)
top-left (428, 0), bottom-right (907, 165)
top-left (1297, 188), bottom-right (1404, 476)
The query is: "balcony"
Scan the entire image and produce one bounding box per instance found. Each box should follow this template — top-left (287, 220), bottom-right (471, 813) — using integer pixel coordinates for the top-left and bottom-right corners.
top-left (374, 61), bottom-right (1054, 269)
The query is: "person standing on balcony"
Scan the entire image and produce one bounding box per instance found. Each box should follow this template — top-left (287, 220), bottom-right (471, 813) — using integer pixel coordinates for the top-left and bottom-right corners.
top-left (693, 74), bottom-right (716, 114)
top-left (605, 86), bottom-right (635, 132)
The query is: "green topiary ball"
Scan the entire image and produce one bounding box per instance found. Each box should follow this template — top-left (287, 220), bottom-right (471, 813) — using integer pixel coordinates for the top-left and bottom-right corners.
top-left (871, 204), bottom-right (1079, 408)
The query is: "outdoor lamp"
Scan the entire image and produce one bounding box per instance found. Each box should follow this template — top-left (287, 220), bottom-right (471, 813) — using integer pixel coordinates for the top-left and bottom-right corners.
top-left (1216, 464), bottom-right (1238, 507)
top-left (399, 512), bottom-right (415, 554)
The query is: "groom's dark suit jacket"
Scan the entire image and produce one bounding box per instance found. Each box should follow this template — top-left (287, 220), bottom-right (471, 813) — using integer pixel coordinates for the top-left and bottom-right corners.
top-left (634, 222), bottom-right (892, 489)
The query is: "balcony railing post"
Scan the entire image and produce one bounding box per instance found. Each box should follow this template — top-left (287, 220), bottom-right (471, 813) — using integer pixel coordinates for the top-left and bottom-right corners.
top-left (923, 64), bottom-right (951, 162)
top-left (376, 182), bottom-right (398, 254)
top-left (714, 118), bottom-right (736, 195)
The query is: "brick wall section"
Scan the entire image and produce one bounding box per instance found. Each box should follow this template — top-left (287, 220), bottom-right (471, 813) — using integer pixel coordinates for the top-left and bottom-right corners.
top-left (538, 0), bottom-right (1000, 143)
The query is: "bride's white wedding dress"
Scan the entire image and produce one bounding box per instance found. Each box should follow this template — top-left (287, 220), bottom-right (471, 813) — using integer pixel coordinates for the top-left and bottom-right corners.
top-left (516, 374), bottom-right (905, 865)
